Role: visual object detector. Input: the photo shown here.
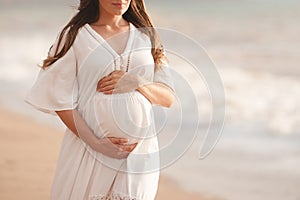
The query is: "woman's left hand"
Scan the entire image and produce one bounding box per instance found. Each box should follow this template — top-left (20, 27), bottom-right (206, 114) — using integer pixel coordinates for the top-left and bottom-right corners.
top-left (97, 70), bottom-right (125, 94)
top-left (97, 70), bottom-right (143, 94)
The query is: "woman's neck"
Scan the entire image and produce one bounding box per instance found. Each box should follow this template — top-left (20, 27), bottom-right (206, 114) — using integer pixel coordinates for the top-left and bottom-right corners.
top-left (96, 8), bottom-right (128, 28)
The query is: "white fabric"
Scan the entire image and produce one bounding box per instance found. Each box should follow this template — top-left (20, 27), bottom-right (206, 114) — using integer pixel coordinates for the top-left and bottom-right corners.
top-left (25, 23), bottom-right (174, 200)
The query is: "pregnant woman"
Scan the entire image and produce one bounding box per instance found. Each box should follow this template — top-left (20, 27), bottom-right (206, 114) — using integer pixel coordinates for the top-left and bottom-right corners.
top-left (25, 0), bottom-right (174, 199)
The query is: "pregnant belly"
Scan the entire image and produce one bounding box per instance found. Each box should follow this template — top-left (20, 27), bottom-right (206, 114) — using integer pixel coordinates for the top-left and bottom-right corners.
top-left (93, 91), bottom-right (153, 143)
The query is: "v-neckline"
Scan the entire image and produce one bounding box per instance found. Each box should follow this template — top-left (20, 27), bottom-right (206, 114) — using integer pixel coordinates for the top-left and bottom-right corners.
top-left (84, 22), bottom-right (135, 57)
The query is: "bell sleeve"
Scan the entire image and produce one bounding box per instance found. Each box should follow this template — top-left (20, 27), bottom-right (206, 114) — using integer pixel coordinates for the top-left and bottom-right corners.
top-left (153, 59), bottom-right (175, 92)
top-left (25, 36), bottom-right (78, 115)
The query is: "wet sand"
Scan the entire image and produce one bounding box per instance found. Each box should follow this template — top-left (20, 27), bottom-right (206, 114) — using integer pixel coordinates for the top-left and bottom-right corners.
top-left (0, 109), bottom-right (209, 200)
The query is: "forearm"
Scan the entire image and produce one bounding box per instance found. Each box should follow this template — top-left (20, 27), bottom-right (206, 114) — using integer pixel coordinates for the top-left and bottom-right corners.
top-left (56, 109), bottom-right (99, 147)
top-left (56, 110), bottom-right (79, 137)
top-left (55, 109), bottom-right (137, 159)
top-left (97, 71), bottom-right (175, 107)
top-left (137, 82), bottom-right (174, 108)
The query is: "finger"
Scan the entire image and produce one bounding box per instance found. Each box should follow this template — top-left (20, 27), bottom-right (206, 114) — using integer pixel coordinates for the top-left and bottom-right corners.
top-left (98, 76), bottom-right (112, 86)
top-left (108, 137), bottom-right (129, 144)
top-left (98, 76), bottom-right (106, 83)
top-left (116, 143), bottom-right (138, 152)
top-left (100, 76), bottom-right (112, 83)
top-left (101, 88), bottom-right (115, 94)
top-left (97, 77), bottom-right (110, 91)
top-left (128, 143), bottom-right (138, 152)
top-left (108, 138), bottom-right (128, 145)
top-left (107, 70), bottom-right (117, 76)
top-left (103, 89), bottom-right (119, 95)
top-left (98, 80), bottom-right (115, 90)
top-left (111, 71), bottom-right (126, 79)
top-left (107, 71), bottom-right (121, 78)
top-left (100, 71), bottom-right (124, 84)
top-left (104, 83), bottom-right (126, 94)
top-left (98, 79), bottom-right (121, 92)
top-left (98, 78), bottom-right (111, 89)
top-left (97, 79), bottom-right (103, 89)
top-left (130, 143), bottom-right (138, 152)
top-left (115, 144), bottom-right (133, 152)
top-left (99, 84), bottom-right (116, 93)
top-left (97, 72), bottom-right (126, 92)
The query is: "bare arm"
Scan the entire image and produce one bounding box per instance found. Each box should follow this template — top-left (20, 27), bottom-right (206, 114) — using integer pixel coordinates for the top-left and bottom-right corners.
top-left (55, 109), bottom-right (137, 159)
top-left (56, 110), bottom-right (80, 137)
top-left (97, 70), bottom-right (175, 107)
top-left (136, 83), bottom-right (174, 108)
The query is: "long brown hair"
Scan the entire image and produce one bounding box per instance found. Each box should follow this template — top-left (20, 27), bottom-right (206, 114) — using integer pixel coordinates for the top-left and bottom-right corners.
top-left (42, 0), bottom-right (166, 70)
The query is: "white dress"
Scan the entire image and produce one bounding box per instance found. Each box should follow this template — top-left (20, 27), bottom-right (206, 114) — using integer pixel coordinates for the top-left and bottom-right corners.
top-left (25, 23), bottom-right (174, 200)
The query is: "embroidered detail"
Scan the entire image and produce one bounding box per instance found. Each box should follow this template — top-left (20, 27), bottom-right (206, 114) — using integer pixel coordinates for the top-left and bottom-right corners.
top-left (89, 192), bottom-right (138, 200)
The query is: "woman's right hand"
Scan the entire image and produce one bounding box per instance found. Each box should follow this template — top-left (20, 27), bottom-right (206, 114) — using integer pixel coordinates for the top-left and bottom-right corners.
top-left (55, 110), bottom-right (137, 159)
top-left (93, 137), bottom-right (138, 159)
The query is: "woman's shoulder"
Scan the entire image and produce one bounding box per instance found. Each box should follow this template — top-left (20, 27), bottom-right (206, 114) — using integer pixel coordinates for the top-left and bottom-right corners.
top-left (74, 24), bottom-right (90, 43)
top-left (130, 23), bottom-right (152, 48)
top-left (72, 24), bottom-right (99, 49)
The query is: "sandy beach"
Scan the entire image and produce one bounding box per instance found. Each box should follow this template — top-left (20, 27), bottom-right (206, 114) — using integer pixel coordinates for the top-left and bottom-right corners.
top-left (0, 108), bottom-right (209, 200)
top-left (1, 1), bottom-right (300, 199)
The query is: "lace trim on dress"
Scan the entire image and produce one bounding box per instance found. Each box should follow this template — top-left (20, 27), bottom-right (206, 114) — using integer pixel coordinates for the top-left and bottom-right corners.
top-left (89, 192), bottom-right (138, 200)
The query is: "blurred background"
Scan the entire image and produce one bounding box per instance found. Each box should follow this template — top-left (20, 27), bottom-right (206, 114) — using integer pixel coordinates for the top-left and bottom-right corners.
top-left (1, 0), bottom-right (300, 199)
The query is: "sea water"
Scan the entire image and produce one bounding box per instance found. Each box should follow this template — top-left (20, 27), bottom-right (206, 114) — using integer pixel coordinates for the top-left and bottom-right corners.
top-left (1, 1), bottom-right (300, 199)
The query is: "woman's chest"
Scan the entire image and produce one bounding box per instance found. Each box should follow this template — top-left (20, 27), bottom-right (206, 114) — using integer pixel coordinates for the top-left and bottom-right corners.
top-left (76, 45), bottom-right (155, 86)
